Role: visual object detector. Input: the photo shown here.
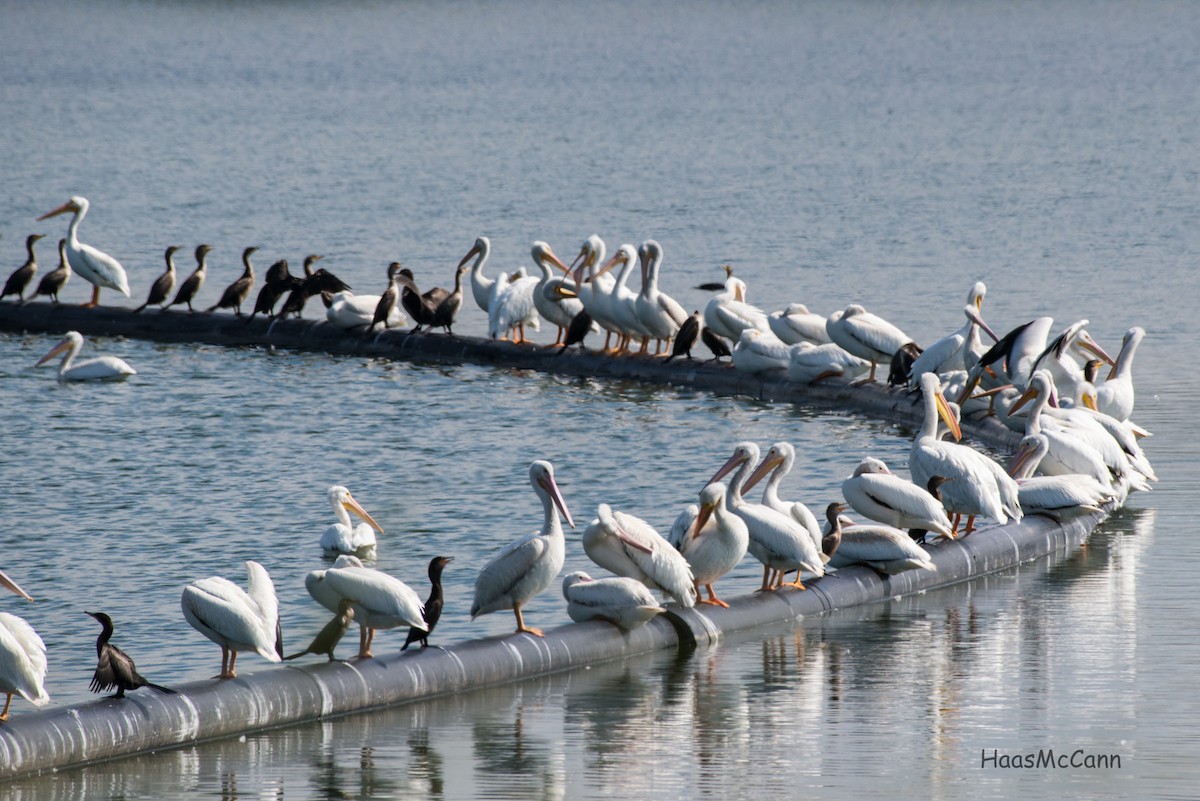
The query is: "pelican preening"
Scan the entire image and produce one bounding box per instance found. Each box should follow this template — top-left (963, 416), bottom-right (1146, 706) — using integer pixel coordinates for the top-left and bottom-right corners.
top-left (470, 460), bottom-right (574, 637)
top-left (562, 572), bottom-right (666, 630)
top-left (305, 555), bottom-right (426, 659)
top-left (318, 485), bottom-right (384, 559)
top-left (825, 303), bottom-right (915, 383)
top-left (86, 611), bottom-right (176, 698)
top-left (581, 503), bottom-right (696, 608)
top-left (180, 560), bottom-right (283, 679)
top-left (0, 571), bottom-right (48, 722)
top-left (1, 233), bottom-right (46, 303)
top-left (35, 331), bottom-right (136, 382)
top-left (37, 196), bottom-right (130, 307)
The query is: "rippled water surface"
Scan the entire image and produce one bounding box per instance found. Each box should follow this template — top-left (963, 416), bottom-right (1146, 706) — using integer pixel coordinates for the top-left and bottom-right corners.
top-left (2, 1), bottom-right (1198, 799)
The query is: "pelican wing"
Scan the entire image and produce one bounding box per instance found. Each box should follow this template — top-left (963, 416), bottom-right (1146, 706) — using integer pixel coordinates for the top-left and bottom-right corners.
top-left (324, 566), bottom-right (426, 630)
top-left (656, 292), bottom-right (688, 328)
top-left (0, 612), bottom-right (50, 704)
top-left (829, 525), bottom-right (935, 572)
top-left (842, 473), bottom-right (953, 536)
top-left (472, 532), bottom-right (550, 614)
top-left (72, 242), bottom-right (130, 295)
top-left (181, 575), bottom-right (279, 661)
top-left (66, 356), bottom-right (136, 382)
top-left (835, 310), bottom-right (910, 360)
top-left (611, 510), bottom-right (696, 607)
top-left (910, 440), bottom-right (1011, 523)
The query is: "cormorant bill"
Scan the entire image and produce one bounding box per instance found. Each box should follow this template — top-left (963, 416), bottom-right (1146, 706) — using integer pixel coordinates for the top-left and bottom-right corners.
top-left (86, 611), bottom-right (177, 698)
top-left (403, 556), bottom-right (453, 650)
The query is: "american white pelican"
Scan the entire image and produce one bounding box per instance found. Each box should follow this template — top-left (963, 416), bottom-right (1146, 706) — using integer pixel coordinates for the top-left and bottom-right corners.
top-left (0, 571), bottom-right (47, 721)
top-left (667, 503), bottom-right (699, 552)
top-left (1030, 320), bottom-right (1115, 402)
top-left (1094, 326), bottom-right (1144, 422)
top-left (1066, 382), bottom-right (1156, 482)
top-left (825, 303), bottom-right (914, 383)
top-left (709, 442), bottom-right (824, 591)
top-left (326, 290), bottom-right (406, 331)
top-left (677, 482), bottom-right (749, 608)
top-left (634, 240), bottom-right (688, 355)
top-left (305, 555), bottom-right (426, 658)
top-left (402, 555), bottom-right (453, 650)
top-left (731, 329), bottom-right (792, 374)
top-left (589, 244), bottom-right (651, 352)
top-left (581, 503), bottom-right (696, 607)
top-left (785, 341), bottom-right (870, 384)
top-left (974, 316), bottom-right (1055, 392)
top-left (530, 242), bottom-right (580, 345)
top-left (180, 560), bottom-right (282, 678)
top-left (1007, 434), bottom-right (1117, 521)
top-left (319, 485), bottom-right (384, 559)
top-left (206, 246), bottom-right (257, 315)
top-left (767, 303), bottom-right (831, 346)
top-left (908, 297), bottom-right (998, 384)
top-left (35, 330), bottom-right (136, 382)
top-left (284, 598), bottom-right (355, 662)
top-left (471, 460), bottom-right (574, 637)
top-left (562, 572), bottom-right (666, 630)
top-left (740, 441), bottom-right (823, 558)
top-left (34, 238), bottom-right (72, 303)
top-left (461, 236), bottom-right (497, 313)
top-left (1, 233), bottom-right (45, 303)
top-left (169, 244), bottom-right (211, 313)
top-left (134, 246), bottom-right (179, 313)
top-left (86, 611), bottom-right (176, 697)
top-left (37, 196), bottom-right (130, 307)
top-left (840, 457), bottom-right (954, 539)
top-left (822, 504), bottom-right (936, 575)
top-left (568, 235), bottom-right (620, 351)
top-left (702, 266), bottom-right (769, 343)
top-left (910, 372), bottom-right (1022, 535)
top-left (488, 268), bottom-right (541, 343)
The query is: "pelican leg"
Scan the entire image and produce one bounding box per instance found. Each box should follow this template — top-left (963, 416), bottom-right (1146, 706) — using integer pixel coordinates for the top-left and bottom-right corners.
top-left (698, 583), bottom-right (730, 609)
top-left (0, 693), bottom-right (12, 721)
top-left (514, 604), bottom-right (544, 637)
top-left (226, 649), bottom-right (239, 679)
top-left (82, 284), bottom-right (101, 309)
top-left (961, 515), bottom-right (977, 536)
top-left (950, 513), bottom-right (962, 537)
top-left (213, 646), bottom-right (230, 679)
top-left (756, 565), bottom-right (773, 593)
top-left (357, 625), bottom-right (373, 659)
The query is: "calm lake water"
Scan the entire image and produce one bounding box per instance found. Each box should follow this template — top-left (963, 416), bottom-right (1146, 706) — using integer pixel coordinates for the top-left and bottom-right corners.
top-left (2, 1), bottom-right (1198, 799)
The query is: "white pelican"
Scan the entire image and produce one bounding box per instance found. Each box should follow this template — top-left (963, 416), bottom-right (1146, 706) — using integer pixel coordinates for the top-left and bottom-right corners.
top-left (1, 233), bottom-right (45, 303)
top-left (134, 245), bottom-right (179, 313)
top-left (1008, 434), bottom-right (1117, 521)
top-left (786, 341), bottom-right (870, 383)
top-left (562, 572), bottom-right (666, 630)
top-left (181, 560), bottom-right (282, 678)
top-left (305, 555), bottom-right (425, 658)
top-left (634, 240), bottom-right (688, 355)
top-left (767, 303), bottom-right (831, 346)
top-left (910, 372), bottom-right (1022, 536)
top-left (840, 457), bottom-right (954, 539)
top-left (581, 503), bottom-right (696, 607)
top-left (471, 460), bottom-right (574, 637)
top-left (908, 293), bottom-right (998, 383)
top-left (677, 482), bottom-right (749, 608)
top-left (35, 330), bottom-right (136, 382)
top-left (740, 441), bottom-right (823, 558)
top-left (318, 485), bottom-right (384, 559)
top-left (973, 316), bottom-right (1055, 392)
top-left (1067, 382), bottom-right (1156, 481)
top-left (731, 328), bottom-right (792, 374)
top-left (702, 266), bottom-right (769, 343)
top-left (531, 241), bottom-right (580, 346)
top-left (590, 243), bottom-right (650, 352)
top-left (822, 503), bottom-right (936, 575)
top-left (462, 236), bottom-right (497, 313)
top-left (34, 238), bottom-right (72, 303)
top-left (1030, 319), bottom-right (1115, 402)
top-left (488, 268), bottom-right (541, 343)
top-left (566, 235), bottom-right (621, 351)
top-left (825, 303), bottom-right (914, 383)
top-left (709, 442), bottom-right (824, 591)
top-left (1094, 326), bottom-right (1144, 422)
top-left (37, 196), bottom-right (130, 307)
top-left (667, 503), bottom-right (699, 552)
top-left (326, 290), bottom-right (406, 331)
top-left (0, 571), bottom-right (48, 722)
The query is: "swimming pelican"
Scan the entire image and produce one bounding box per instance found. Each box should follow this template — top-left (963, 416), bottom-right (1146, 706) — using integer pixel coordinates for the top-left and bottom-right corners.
top-left (785, 341), bottom-right (870, 384)
top-left (709, 442), bottom-right (824, 591)
top-left (581, 503), bottom-right (696, 607)
top-left (825, 303), bottom-right (914, 383)
top-left (325, 290), bottom-right (406, 331)
top-left (1093, 327), bottom-right (1143, 422)
top-left (531, 241), bottom-right (582, 346)
top-left (35, 330), bottom-right (136, 382)
top-left (821, 506), bottom-right (936, 575)
top-left (635, 240), bottom-right (688, 355)
top-left (37, 196), bottom-right (130, 307)
top-left (206, 246), bottom-right (257, 315)
top-left (318, 485), bottom-right (384, 559)
top-left (740, 441), bottom-right (824, 557)
top-left (1007, 433), bottom-right (1117, 520)
top-left (0, 571), bottom-right (48, 721)
top-left (305, 555), bottom-right (425, 658)
top-left (169, 244), bottom-right (211, 313)
top-left (562, 572), bottom-right (666, 630)
top-left (910, 372), bottom-right (1022, 535)
top-left (702, 265), bottom-right (769, 342)
top-left (180, 560), bottom-right (282, 679)
top-left (134, 246), bottom-right (179, 313)
top-left (86, 611), bottom-right (176, 697)
top-left (731, 329), bottom-right (792, 374)
top-left (767, 303), bottom-right (831, 346)
top-left (34, 238), bottom-right (72, 303)
top-left (840, 457), bottom-right (954, 539)
top-left (471, 460), bottom-right (574, 637)
top-left (1, 233), bottom-right (45, 303)
top-left (284, 599), bottom-right (355, 662)
top-left (676, 482), bottom-right (749, 608)
top-left (403, 556), bottom-right (453, 650)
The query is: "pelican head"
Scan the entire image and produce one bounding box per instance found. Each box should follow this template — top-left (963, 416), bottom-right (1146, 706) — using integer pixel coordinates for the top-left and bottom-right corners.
top-left (691, 482), bottom-right (728, 537)
top-left (327, 485), bottom-right (384, 534)
top-left (707, 441), bottom-right (759, 486)
top-left (850, 457), bottom-right (891, 477)
top-left (531, 460), bottom-right (575, 530)
top-left (531, 241), bottom-right (570, 275)
top-left (0, 569), bottom-right (34, 602)
top-left (35, 330), bottom-right (84, 368)
top-left (37, 195), bottom-right (88, 221)
top-left (458, 236), bottom-right (488, 270)
top-left (918, 372), bottom-right (963, 441)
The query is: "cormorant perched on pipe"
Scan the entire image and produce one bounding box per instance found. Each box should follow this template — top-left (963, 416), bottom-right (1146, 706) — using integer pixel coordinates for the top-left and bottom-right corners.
top-left (34, 238), bottom-right (72, 303)
top-left (556, 309), bottom-right (594, 355)
top-left (284, 598), bottom-right (355, 662)
top-left (403, 556), bottom-right (453, 650)
top-left (370, 262), bottom-right (403, 333)
top-left (206, 246), bottom-right (258, 315)
top-left (169, 244), bottom-right (211, 313)
top-left (701, 327), bottom-right (731, 364)
top-left (134, 246), bottom-right (179, 313)
top-left (665, 310), bottom-right (702, 363)
top-left (85, 611), bottom-right (176, 698)
top-left (276, 255), bottom-right (350, 319)
top-left (248, 258), bottom-right (300, 320)
top-left (1, 234), bottom-right (45, 303)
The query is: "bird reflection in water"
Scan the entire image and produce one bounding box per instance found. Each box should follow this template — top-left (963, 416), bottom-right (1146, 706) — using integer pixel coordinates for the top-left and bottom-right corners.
top-left (472, 703), bottom-right (561, 799)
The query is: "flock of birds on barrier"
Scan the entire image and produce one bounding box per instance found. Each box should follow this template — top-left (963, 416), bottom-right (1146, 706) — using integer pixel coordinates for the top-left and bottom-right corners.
top-left (0, 195), bottom-right (1154, 722)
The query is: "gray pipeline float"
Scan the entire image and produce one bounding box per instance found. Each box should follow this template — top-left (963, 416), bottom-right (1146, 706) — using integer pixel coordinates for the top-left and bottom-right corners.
top-left (2, 302), bottom-right (1086, 778)
top-left (0, 507), bottom-right (1102, 780)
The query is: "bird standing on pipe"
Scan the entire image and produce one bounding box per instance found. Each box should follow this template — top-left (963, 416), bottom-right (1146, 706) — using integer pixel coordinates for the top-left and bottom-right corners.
top-left (85, 611), bottom-right (177, 698)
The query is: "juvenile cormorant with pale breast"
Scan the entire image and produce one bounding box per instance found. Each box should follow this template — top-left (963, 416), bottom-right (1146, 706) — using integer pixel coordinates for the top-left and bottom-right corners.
top-left (169, 244), bottom-right (211, 313)
top-left (134, 246), bottom-right (179, 313)
top-left (34, 239), bottom-right (72, 304)
top-left (1, 233), bottom-right (45, 303)
top-left (206, 246), bottom-right (258, 315)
